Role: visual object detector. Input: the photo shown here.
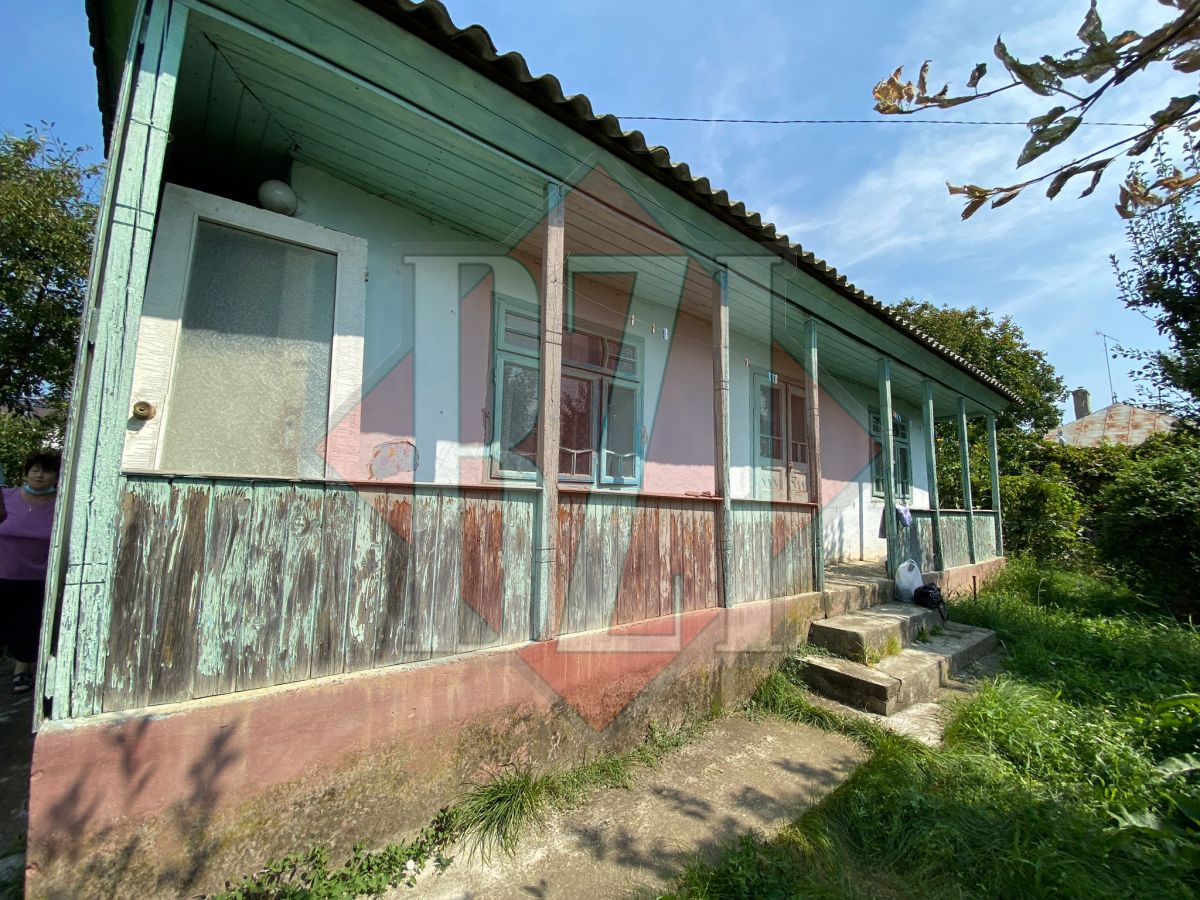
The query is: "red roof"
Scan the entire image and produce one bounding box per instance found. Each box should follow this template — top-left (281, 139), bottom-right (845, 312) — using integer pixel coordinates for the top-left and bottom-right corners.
top-left (1046, 404), bottom-right (1177, 447)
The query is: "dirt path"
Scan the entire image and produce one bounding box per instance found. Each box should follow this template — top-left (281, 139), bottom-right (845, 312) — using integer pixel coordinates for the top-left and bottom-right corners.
top-left (0, 663), bottom-right (34, 882)
top-left (400, 716), bottom-right (866, 899)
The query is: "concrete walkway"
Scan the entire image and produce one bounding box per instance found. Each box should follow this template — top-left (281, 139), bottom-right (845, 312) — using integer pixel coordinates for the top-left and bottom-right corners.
top-left (402, 716), bottom-right (866, 899)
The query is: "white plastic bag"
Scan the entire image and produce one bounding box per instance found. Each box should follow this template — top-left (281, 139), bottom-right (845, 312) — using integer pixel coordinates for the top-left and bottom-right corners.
top-left (894, 558), bottom-right (922, 603)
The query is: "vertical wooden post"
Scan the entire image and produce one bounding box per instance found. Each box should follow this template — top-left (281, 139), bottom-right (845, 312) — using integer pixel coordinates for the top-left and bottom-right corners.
top-left (878, 359), bottom-right (898, 576)
top-left (921, 381), bottom-right (943, 571)
top-left (712, 269), bottom-right (734, 607)
top-left (806, 320), bottom-right (825, 591)
top-left (532, 183), bottom-right (565, 641)
top-left (986, 413), bottom-right (1004, 558)
top-left (50, 0), bottom-right (188, 719)
top-left (957, 398), bottom-right (976, 565)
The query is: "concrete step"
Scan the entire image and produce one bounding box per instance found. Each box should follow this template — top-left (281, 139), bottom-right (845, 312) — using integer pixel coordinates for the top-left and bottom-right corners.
top-left (799, 621), bottom-right (998, 716)
top-left (808, 603), bottom-right (942, 664)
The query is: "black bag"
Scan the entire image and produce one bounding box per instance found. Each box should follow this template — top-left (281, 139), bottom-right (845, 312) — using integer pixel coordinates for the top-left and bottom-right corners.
top-left (913, 583), bottom-right (948, 621)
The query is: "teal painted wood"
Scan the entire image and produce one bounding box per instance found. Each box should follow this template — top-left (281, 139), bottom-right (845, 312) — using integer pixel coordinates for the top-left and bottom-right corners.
top-left (193, 479), bottom-right (254, 696)
top-left (902, 511), bottom-right (939, 573)
top-left (973, 512), bottom-right (999, 561)
top-left (939, 512), bottom-right (973, 569)
top-left (878, 359), bottom-right (898, 576)
top-left (713, 269), bottom-right (734, 606)
top-left (957, 399), bottom-right (976, 565)
top-left (922, 382), bottom-right (944, 570)
top-left (98, 478), bottom-right (539, 712)
top-left (986, 415), bottom-right (1004, 556)
top-left (67, 0), bottom-right (188, 719)
top-left (728, 501), bottom-right (815, 604)
top-left (806, 320), bottom-right (826, 591)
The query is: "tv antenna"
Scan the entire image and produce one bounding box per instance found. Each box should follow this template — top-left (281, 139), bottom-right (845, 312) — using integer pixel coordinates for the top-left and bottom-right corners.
top-left (1094, 330), bottom-right (1120, 405)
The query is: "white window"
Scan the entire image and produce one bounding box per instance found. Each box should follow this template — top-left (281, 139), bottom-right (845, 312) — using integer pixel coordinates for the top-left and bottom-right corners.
top-left (122, 184), bottom-right (366, 479)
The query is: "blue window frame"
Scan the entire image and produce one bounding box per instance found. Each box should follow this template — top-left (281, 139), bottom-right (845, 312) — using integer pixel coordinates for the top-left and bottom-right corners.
top-left (870, 408), bottom-right (912, 500)
top-left (491, 296), bottom-right (643, 487)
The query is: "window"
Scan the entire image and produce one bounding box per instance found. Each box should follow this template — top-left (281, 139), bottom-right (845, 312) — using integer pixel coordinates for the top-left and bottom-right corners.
top-left (122, 184), bottom-right (367, 479)
top-left (870, 408), bottom-right (911, 500)
top-left (751, 372), bottom-right (812, 502)
top-left (492, 297), bottom-right (642, 486)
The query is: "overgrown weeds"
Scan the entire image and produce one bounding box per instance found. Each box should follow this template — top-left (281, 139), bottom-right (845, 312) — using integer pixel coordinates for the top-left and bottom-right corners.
top-left (210, 718), bottom-right (708, 898)
top-left (666, 562), bottom-right (1200, 899)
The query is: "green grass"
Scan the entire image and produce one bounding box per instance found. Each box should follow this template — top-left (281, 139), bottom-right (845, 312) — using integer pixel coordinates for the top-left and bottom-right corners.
top-left (664, 559), bottom-right (1200, 899)
top-left (210, 719), bottom-right (709, 898)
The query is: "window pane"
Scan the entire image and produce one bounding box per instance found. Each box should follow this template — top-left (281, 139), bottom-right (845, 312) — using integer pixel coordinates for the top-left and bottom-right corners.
top-left (604, 383), bottom-right (638, 479)
top-left (161, 221), bottom-right (335, 478)
top-left (499, 360), bottom-right (539, 473)
top-left (503, 310), bottom-right (540, 353)
top-left (758, 384), bottom-right (783, 461)
top-left (562, 330), bottom-right (606, 369)
top-left (560, 373), bottom-right (594, 477)
top-left (788, 391), bottom-right (808, 465)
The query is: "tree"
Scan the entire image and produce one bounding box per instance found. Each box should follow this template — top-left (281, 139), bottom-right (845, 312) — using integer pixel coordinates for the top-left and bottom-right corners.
top-left (0, 131), bottom-right (99, 480)
top-left (1112, 142), bottom-right (1200, 421)
top-left (872, 1), bottom-right (1200, 218)
top-left (892, 299), bottom-right (1066, 432)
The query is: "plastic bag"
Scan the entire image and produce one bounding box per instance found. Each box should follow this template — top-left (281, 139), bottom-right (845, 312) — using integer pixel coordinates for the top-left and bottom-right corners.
top-left (893, 558), bottom-right (922, 603)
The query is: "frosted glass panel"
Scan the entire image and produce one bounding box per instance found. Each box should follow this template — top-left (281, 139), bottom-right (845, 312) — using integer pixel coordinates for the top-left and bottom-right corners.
top-left (160, 220), bottom-right (336, 478)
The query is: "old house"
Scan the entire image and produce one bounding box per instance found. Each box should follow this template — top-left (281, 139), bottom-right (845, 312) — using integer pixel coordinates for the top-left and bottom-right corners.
top-left (27, 0), bottom-right (1011, 893)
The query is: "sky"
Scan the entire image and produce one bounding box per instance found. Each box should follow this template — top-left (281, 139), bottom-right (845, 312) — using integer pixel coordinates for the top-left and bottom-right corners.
top-left (3, 0), bottom-right (1192, 424)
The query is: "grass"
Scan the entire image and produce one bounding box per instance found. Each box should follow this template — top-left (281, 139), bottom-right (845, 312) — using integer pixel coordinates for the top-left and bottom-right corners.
top-left (209, 719), bottom-right (709, 898)
top-left (664, 559), bottom-right (1200, 899)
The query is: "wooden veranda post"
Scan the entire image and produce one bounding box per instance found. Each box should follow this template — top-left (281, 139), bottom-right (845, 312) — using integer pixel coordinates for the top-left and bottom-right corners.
top-left (806, 320), bottom-right (825, 591)
top-left (986, 413), bottom-right (1004, 557)
top-left (957, 398), bottom-right (976, 565)
top-left (878, 359), bottom-right (898, 576)
top-left (712, 269), bottom-right (734, 607)
top-left (533, 183), bottom-right (565, 641)
top-left (47, 0), bottom-right (188, 719)
top-left (922, 381), bottom-right (944, 571)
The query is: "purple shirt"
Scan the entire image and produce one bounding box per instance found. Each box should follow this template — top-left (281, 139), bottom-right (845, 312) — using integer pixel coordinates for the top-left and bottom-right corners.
top-left (0, 487), bottom-right (56, 581)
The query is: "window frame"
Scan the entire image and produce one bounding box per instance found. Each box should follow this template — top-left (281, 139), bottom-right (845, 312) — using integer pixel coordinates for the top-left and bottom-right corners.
top-left (750, 368), bottom-right (812, 501)
top-left (490, 295), bottom-right (643, 487)
top-left (870, 407), bottom-right (913, 501)
top-left (121, 183), bottom-right (367, 479)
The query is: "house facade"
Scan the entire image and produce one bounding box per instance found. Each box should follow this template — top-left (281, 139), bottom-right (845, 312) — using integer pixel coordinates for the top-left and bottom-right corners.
top-left (26, 1), bottom-right (1011, 894)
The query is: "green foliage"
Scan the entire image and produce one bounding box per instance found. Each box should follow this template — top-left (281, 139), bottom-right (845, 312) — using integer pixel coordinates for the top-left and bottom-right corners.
top-left (1094, 442), bottom-right (1200, 616)
top-left (667, 563), bottom-right (1200, 899)
top-left (999, 468), bottom-right (1083, 564)
top-left (0, 406), bottom-right (64, 484)
top-left (892, 299), bottom-right (1065, 433)
top-left (0, 131), bottom-right (98, 413)
top-left (1114, 141), bottom-right (1200, 422)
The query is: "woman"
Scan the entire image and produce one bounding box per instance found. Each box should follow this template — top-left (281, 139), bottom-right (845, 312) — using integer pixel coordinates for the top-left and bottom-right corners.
top-left (0, 452), bottom-right (60, 693)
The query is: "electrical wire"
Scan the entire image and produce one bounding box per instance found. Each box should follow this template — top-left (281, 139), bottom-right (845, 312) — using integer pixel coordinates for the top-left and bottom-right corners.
top-left (616, 116), bottom-right (1145, 127)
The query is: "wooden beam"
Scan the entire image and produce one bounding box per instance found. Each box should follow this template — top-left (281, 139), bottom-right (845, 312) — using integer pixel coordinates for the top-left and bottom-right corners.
top-left (806, 320), bottom-right (825, 591)
top-left (712, 269), bottom-right (734, 607)
top-left (878, 358), bottom-right (898, 576)
top-left (532, 182), bottom-right (565, 641)
top-left (986, 413), bottom-right (1004, 557)
top-left (957, 397), bottom-right (976, 565)
top-left (922, 381), bottom-right (944, 571)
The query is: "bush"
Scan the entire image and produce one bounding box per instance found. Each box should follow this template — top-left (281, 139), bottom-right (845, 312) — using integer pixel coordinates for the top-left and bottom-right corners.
top-left (1000, 466), bottom-right (1083, 564)
top-left (1095, 444), bottom-right (1200, 617)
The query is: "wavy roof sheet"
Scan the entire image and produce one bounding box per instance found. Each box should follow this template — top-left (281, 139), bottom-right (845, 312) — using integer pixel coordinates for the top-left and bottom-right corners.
top-left (88, 0), bottom-right (1016, 402)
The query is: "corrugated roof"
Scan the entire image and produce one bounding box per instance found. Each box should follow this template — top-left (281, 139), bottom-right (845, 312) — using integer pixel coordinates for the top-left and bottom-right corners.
top-left (87, 0), bottom-right (1018, 403)
top-left (1046, 404), bottom-right (1178, 447)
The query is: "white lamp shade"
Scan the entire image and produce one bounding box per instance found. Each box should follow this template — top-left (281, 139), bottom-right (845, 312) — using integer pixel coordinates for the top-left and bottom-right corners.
top-left (258, 179), bottom-right (298, 216)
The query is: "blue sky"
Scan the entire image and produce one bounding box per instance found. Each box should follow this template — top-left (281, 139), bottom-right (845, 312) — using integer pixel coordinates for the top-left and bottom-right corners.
top-left (4, 0), bottom-right (1190, 423)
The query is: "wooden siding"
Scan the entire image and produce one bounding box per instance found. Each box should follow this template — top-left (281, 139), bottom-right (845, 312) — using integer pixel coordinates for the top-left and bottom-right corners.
top-left (974, 511), bottom-right (999, 561)
top-left (103, 476), bottom-right (534, 711)
top-left (901, 510), bottom-right (939, 573)
top-left (940, 511), bottom-right (973, 569)
top-left (554, 493), bottom-right (720, 635)
top-left (728, 500), bottom-right (815, 604)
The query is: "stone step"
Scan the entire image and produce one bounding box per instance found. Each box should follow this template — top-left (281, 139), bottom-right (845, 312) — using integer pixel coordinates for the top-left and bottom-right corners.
top-left (808, 603), bottom-right (942, 664)
top-left (799, 621), bottom-right (998, 716)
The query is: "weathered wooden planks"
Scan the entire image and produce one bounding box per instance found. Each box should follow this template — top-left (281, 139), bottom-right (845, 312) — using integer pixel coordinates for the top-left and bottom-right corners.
top-left (939, 512), bottom-right (973, 569)
top-left (902, 511), bottom-right (939, 573)
top-left (728, 501), bottom-right (816, 604)
top-left (104, 478), bottom-right (537, 712)
top-left (556, 493), bottom-right (720, 636)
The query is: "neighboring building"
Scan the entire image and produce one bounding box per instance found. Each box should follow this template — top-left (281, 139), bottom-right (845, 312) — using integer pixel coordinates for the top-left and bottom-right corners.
top-left (26, 1), bottom-right (1012, 894)
top-left (1048, 387), bottom-right (1177, 447)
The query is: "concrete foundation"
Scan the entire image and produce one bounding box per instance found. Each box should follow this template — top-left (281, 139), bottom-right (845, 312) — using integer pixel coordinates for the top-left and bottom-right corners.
top-left (25, 557), bottom-right (1005, 898)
